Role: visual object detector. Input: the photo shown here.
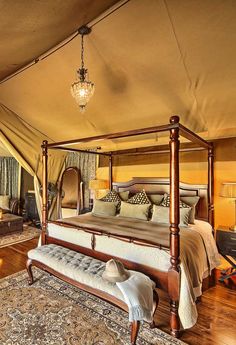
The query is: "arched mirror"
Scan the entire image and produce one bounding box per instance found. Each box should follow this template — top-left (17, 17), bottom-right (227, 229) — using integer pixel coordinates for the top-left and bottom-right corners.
top-left (58, 167), bottom-right (83, 218)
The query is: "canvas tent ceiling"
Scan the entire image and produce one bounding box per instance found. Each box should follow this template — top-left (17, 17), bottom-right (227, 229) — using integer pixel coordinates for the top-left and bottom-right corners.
top-left (0, 0), bottom-right (236, 152)
top-left (0, 0), bottom-right (118, 81)
top-left (0, 140), bottom-right (12, 156)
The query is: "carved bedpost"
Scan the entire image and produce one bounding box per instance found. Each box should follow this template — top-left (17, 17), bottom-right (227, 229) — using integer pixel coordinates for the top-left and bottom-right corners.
top-left (109, 154), bottom-right (113, 191)
top-left (208, 144), bottom-right (214, 228)
top-left (168, 115), bottom-right (181, 338)
top-left (41, 140), bottom-right (48, 245)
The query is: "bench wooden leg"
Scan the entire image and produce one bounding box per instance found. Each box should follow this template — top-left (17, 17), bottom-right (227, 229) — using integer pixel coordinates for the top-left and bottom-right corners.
top-left (131, 320), bottom-right (140, 345)
top-left (149, 289), bottom-right (159, 328)
top-left (26, 259), bottom-right (34, 285)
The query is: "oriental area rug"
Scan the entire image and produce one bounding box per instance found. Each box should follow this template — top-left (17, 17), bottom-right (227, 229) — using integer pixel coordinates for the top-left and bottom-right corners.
top-left (0, 225), bottom-right (40, 248)
top-left (0, 269), bottom-right (187, 345)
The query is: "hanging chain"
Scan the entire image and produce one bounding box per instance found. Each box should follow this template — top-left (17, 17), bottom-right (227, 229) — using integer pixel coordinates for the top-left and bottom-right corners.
top-left (81, 34), bottom-right (84, 69)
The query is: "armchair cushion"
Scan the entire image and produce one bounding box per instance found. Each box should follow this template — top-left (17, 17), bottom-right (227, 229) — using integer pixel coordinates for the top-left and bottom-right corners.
top-left (0, 195), bottom-right (10, 211)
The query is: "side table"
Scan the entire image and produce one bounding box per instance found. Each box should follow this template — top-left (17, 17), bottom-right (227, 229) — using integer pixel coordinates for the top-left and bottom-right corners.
top-left (216, 226), bottom-right (236, 281)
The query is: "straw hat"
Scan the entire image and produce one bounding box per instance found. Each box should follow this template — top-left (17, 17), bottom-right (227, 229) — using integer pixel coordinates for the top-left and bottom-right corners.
top-left (102, 259), bottom-right (130, 283)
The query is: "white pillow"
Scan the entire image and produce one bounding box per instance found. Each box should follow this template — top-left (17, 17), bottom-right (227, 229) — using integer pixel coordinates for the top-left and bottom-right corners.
top-left (0, 195), bottom-right (10, 210)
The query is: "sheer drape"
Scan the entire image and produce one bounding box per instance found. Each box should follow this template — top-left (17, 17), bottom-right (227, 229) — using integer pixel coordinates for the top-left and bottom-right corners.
top-left (0, 157), bottom-right (19, 198)
top-left (65, 152), bottom-right (96, 208)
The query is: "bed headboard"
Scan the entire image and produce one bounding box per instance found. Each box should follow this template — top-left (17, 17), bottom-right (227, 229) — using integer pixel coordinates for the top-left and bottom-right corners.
top-left (113, 177), bottom-right (208, 222)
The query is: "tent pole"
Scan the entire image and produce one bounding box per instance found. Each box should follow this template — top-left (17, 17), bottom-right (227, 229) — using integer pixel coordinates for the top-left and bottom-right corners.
top-left (208, 144), bottom-right (214, 228)
top-left (168, 115), bottom-right (180, 338)
top-left (42, 140), bottom-right (48, 245)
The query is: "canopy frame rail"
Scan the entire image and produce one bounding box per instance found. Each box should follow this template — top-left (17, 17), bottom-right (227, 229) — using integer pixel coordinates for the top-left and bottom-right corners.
top-left (41, 115), bottom-right (214, 338)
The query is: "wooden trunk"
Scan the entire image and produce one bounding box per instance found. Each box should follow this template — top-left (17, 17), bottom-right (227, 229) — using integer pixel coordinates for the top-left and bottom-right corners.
top-left (0, 214), bottom-right (23, 235)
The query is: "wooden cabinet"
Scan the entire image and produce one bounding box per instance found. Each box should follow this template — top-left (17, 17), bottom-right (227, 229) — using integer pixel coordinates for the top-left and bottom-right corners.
top-left (25, 192), bottom-right (40, 226)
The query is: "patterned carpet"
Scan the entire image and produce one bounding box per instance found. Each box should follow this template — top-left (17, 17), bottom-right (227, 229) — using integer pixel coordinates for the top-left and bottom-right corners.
top-left (0, 225), bottom-right (40, 248)
top-left (0, 269), bottom-right (187, 345)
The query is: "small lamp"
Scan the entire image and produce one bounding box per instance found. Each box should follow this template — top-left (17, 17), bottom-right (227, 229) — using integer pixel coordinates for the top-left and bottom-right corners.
top-left (89, 180), bottom-right (109, 207)
top-left (220, 182), bottom-right (236, 231)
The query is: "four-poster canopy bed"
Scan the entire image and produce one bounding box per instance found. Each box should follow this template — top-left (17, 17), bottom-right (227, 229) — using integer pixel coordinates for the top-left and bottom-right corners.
top-left (40, 115), bottom-right (215, 337)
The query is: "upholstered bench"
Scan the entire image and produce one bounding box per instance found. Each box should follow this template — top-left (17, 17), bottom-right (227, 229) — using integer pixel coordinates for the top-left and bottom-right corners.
top-left (27, 244), bottom-right (158, 344)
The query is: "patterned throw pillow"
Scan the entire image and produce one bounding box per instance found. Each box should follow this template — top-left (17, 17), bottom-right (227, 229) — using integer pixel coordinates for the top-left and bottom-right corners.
top-left (100, 190), bottom-right (121, 203)
top-left (127, 190), bottom-right (151, 205)
top-left (160, 194), bottom-right (189, 209)
top-left (100, 190), bottom-right (122, 212)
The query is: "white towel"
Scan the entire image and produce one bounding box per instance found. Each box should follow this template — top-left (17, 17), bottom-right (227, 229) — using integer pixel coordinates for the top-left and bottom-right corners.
top-left (116, 272), bottom-right (155, 322)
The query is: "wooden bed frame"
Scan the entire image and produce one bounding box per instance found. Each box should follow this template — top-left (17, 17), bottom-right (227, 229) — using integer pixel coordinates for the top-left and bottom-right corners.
top-left (41, 115), bottom-right (214, 337)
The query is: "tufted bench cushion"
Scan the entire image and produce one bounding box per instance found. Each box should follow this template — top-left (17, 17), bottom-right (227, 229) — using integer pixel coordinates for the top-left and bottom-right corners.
top-left (28, 244), bottom-right (126, 301)
top-left (27, 244), bottom-right (158, 344)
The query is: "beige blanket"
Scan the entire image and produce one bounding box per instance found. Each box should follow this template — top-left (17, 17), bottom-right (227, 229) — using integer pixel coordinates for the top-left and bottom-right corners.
top-left (55, 214), bottom-right (208, 293)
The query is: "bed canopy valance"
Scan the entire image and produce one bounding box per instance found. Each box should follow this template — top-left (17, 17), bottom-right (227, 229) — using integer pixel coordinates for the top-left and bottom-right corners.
top-left (41, 115), bottom-right (214, 337)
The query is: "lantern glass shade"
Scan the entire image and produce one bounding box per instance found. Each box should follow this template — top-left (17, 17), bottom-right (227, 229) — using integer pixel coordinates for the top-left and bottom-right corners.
top-left (71, 79), bottom-right (95, 112)
top-left (220, 182), bottom-right (236, 198)
top-left (220, 182), bottom-right (236, 231)
top-left (89, 180), bottom-right (109, 205)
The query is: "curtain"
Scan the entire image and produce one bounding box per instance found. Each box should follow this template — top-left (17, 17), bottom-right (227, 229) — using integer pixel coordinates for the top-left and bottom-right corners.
top-left (0, 157), bottom-right (19, 198)
top-left (0, 104), bottom-right (66, 222)
top-left (65, 152), bottom-right (96, 208)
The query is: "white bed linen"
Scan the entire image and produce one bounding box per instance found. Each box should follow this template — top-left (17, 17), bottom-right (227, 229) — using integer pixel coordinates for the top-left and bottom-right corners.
top-left (45, 219), bottom-right (220, 329)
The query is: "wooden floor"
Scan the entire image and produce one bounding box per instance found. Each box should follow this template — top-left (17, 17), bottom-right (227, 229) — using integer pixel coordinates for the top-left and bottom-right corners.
top-left (0, 239), bottom-right (235, 345)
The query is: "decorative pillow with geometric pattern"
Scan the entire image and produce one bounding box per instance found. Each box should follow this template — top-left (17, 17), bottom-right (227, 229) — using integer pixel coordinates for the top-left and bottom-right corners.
top-left (160, 193), bottom-right (190, 209)
top-left (100, 190), bottom-right (122, 212)
top-left (127, 190), bottom-right (151, 205)
top-left (100, 190), bottom-right (121, 203)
